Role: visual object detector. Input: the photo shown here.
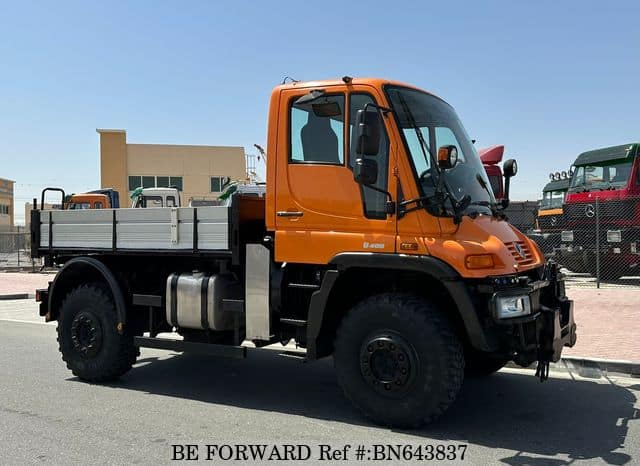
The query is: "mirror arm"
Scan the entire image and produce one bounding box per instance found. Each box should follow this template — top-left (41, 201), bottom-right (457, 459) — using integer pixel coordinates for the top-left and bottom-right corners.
top-left (502, 175), bottom-right (512, 208)
top-left (362, 184), bottom-right (395, 216)
top-left (363, 102), bottom-right (393, 117)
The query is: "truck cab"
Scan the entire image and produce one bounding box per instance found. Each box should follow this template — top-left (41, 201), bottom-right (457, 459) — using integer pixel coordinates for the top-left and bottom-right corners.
top-left (530, 172), bottom-right (571, 256)
top-left (479, 144), bottom-right (538, 233)
top-left (558, 143), bottom-right (640, 278)
top-left (31, 77), bottom-right (575, 429)
top-left (479, 145), bottom-right (505, 199)
top-left (130, 187), bottom-right (180, 208)
top-left (66, 193), bottom-right (111, 210)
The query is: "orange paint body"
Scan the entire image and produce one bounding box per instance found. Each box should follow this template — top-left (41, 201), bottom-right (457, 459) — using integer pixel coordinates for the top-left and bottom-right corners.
top-left (264, 78), bottom-right (543, 278)
top-left (66, 194), bottom-right (111, 210)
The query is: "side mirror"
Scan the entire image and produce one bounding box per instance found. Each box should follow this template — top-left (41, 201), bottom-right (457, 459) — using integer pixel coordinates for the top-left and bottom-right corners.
top-left (355, 108), bottom-right (381, 156)
top-left (353, 158), bottom-right (378, 185)
top-left (503, 159), bottom-right (518, 178)
top-left (437, 145), bottom-right (459, 169)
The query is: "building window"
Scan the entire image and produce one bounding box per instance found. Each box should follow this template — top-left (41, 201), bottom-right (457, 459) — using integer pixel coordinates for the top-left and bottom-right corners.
top-left (170, 177), bottom-right (183, 191)
top-left (142, 176), bottom-right (155, 188)
top-left (210, 176), bottom-right (231, 193)
top-left (128, 176), bottom-right (142, 191)
top-left (0, 204), bottom-right (9, 215)
top-left (128, 175), bottom-right (183, 191)
top-left (211, 176), bottom-right (222, 192)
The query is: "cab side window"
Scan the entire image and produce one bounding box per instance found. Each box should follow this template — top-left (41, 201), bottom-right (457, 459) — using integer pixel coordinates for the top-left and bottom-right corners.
top-left (349, 94), bottom-right (390, 220)
top-left (290, 95), bottom-right (345, 164)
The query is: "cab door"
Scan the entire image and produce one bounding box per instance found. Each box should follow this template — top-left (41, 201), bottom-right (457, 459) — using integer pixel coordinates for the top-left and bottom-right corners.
top-left (274, 84), bottom-right (397, 264)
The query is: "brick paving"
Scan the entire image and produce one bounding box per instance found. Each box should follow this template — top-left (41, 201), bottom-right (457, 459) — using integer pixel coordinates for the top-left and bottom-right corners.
top-left (1, 272), bottom-right (638, 362)
top-left (0, 272), bottom-right (55, 295)
top-left (563, 286), bottom-right (640, 362)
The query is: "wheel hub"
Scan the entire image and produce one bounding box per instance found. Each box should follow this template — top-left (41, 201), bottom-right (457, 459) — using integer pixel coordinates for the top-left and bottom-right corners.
top-left (360, 333), bottom-right (416, 396)
top-left (70, 311), bottom-right (103, 358)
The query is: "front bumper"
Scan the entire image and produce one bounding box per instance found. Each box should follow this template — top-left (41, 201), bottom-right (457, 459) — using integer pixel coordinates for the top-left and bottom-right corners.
top-left (482, 261), bottom-right (577, 366)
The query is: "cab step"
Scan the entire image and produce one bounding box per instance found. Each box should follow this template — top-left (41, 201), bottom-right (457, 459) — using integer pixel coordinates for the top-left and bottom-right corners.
top-left (278, 350), bottom-right (307, 361)
top-left (279, 318), bottom-right (307, 327)
top-left (287, 283), bottom-right (320, 290)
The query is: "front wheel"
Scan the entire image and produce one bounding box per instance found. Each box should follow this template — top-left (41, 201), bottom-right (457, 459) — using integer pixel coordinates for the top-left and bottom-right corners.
top-left (57, 284), bottom-right (138, 382)
top-left (334, 293), bottom-right (464, 428)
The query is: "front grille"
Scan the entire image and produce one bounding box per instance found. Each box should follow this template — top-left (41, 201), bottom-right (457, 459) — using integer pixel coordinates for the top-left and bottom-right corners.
top-left (564, 200), bottom-right (635, 221)
top-left (506, 241), bottom-right (535, 266)
top-left (538, 214), bottom-right (564, 231)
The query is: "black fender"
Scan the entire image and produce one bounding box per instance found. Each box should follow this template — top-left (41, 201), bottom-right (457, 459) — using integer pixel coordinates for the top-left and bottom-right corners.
top-left (48, 256), bottom-right (127, 331)
top-left (306, 252), bottom-right (493, 359)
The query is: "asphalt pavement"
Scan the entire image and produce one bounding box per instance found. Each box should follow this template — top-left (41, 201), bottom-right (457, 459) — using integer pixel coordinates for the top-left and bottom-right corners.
top-left (0, 307), bottom-right (639, 465)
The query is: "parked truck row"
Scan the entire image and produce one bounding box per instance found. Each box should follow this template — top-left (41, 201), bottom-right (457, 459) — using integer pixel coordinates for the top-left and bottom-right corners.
top-left (32, 77), bottom-right (576, 428)
top-left (556, 143), bottom-right (640, 278)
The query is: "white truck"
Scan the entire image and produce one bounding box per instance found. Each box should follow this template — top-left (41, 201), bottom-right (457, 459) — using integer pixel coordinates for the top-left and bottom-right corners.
top-left (131, 187), bottom-right (181, 208)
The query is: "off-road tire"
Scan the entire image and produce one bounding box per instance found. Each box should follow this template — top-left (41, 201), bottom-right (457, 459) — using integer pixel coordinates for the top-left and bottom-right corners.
top-left (334, 293), bottom-right (464, 428)
top-left (57, 284), bottom-right (138, 382)
top-left (464, 348), bottom-right (508, 376)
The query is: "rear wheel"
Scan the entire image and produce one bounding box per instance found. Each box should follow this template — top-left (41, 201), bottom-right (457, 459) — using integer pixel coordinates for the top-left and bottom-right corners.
top-left (334, 293), bottom-right (464, 428)
top-left (57, 284), bottom-right (138, 382)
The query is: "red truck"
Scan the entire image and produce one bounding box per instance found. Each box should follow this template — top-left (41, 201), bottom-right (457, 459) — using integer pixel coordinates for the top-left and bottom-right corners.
top-left (557, 143), bottom-right (640, 278)
top-left (479, 145), bottom-right (538, 233)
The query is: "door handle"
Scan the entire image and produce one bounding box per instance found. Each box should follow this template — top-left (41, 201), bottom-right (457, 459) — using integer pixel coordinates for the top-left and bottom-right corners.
top-left (277, 211), bottom-right (304, 218)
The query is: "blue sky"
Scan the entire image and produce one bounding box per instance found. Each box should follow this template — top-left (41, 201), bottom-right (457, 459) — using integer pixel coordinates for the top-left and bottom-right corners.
top-left (1, 0), bottom-right (639, 224)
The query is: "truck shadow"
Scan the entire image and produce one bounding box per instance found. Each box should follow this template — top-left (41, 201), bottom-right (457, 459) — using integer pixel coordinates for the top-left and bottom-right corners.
top-left (93, 349), bottom-right (637, 464)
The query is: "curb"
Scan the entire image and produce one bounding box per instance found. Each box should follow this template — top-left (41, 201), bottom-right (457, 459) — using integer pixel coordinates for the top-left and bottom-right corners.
top-left (562, 356), bottom-right (640, 377)
top-left (507, 356), bottom-right (640, 377)
top-left (0, 293), bottom-right (33, 301)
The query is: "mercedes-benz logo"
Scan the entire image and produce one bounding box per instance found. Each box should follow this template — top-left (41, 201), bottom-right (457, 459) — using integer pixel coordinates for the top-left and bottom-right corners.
top-left (514, 242), bottom-right (526, 259)
top-left (585, 204), bottom-right (595, 218)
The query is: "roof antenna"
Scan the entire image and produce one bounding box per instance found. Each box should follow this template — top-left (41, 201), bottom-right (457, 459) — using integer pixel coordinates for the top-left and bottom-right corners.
top-left (282, 76), bottom-right (299, 84)
top-left (342, 76), bottom-right (353, 84)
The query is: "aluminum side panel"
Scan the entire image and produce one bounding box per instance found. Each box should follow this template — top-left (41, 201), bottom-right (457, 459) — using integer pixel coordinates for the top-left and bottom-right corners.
top-left (245, 244), bottom-right (271, 340)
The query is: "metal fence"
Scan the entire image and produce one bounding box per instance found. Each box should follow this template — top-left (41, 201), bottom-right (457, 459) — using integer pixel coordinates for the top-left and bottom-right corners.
top-left (0, 226), bottom-right (39, 271)
top-left (529, 197), bottom-right (639, 288)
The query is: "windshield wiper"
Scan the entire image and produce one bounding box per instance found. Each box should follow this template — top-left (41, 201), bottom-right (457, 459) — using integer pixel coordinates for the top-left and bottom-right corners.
top-left (396, 93), bottom-right (467, 223)
top-left (474, 173), bottom-right (502, 219)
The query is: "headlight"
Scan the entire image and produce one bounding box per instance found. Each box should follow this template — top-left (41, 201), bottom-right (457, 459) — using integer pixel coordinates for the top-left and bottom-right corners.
top-left (494, 294), bottom-right (531, 319)
top-left (606, 230), bottom-right (622, 243)
top-left (561, 230), bottom-right (574, 242)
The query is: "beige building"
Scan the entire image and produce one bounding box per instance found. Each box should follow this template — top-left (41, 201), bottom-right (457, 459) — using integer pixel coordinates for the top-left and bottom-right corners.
top-left (98, 129), bottom-right (246, 205)
top-left (0, 177), bottom-right (15, 230)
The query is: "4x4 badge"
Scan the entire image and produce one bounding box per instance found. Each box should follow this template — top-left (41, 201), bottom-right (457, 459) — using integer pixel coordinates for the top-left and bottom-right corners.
top-left (585, 204), bottom-right (595, 218)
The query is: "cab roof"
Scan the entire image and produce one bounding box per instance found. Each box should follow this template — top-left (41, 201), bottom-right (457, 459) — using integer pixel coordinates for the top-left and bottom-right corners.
top-left (574, 143), bottom-right (638, 166)
top-left (273, 77), bottom-right (443, 101)
top-left (542, 178), bottom-right (570, 192)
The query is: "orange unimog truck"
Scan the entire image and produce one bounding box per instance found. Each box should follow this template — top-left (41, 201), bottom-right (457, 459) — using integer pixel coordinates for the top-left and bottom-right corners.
top-left (30, 77), bottom-right (576, 428)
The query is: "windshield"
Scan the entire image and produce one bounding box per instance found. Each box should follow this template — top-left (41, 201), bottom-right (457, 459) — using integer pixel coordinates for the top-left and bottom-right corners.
top-left (540, 190), bottom-right (566, 209)
top-left (385, 86), bottom-right (494, 214)
top-left (569, 159), bottom-right (633, 192)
